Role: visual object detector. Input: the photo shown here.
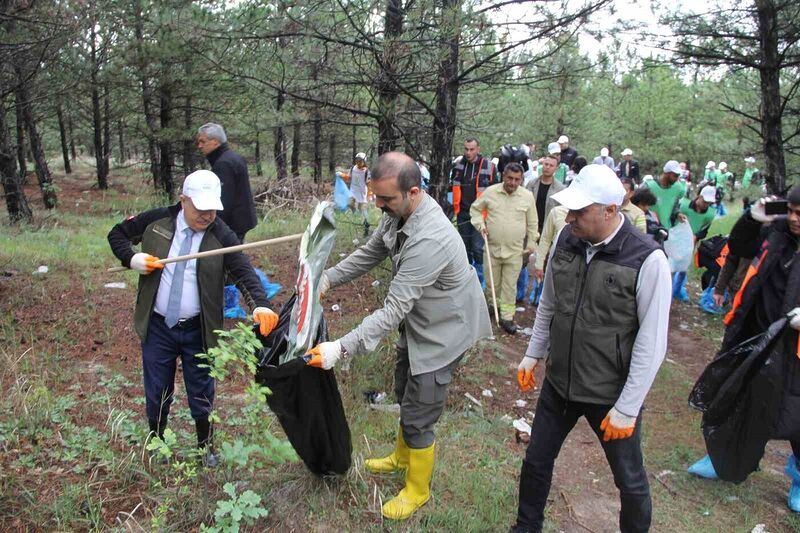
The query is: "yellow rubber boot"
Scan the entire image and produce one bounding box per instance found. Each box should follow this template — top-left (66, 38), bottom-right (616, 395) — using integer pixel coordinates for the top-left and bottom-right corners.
top-left (365, 428), bottom-right (409, 474)
top-left (382, 442), bottom-right (435, 520)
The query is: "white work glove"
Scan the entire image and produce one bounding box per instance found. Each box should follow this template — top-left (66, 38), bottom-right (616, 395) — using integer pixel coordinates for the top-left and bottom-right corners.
top-left (789, 307), bottom-right (800, 331)
top-left (130, 253), bottom-right (164, 274)
top-left (600, 407), bottom-right (637, 442)
top-left (305, 340), bottom-right (343, 370)
top-left (516, 356), bottom-right (538, 392)
top-left (319, 272), bottom-right (331, 298)
top-left (750, 196), bottom-right (783, 223)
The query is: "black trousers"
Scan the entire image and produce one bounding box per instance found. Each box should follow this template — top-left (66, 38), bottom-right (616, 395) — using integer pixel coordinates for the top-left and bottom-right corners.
top-left (456, 210), bottom-right (484, 266)
top-left (514, 379), bottom-right (651, 533)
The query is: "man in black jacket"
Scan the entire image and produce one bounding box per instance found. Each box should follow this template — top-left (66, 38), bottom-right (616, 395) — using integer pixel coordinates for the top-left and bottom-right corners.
top-left (617, 148), bottom-right (640, 184)
top-left (687, 187), bottom-right (800, 513)
top-left (108, 170), bottom-right (278, 466)
top-left (197, 123), bottom-right (258, 242)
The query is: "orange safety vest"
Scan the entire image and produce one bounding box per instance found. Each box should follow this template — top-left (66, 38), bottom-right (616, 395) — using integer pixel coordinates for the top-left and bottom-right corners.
top-left (451, 156), bottom-right (495, 216)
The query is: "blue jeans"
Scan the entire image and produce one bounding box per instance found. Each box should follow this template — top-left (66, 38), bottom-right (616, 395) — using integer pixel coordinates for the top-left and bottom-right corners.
top-left (456, 210), bottom-right (484, 267)
top-left (514, 379), bottom-right (651, 533)
top-left (516, 265), bottom-right (529, 302)
top-left (141, 313), bottom-right (215, 426)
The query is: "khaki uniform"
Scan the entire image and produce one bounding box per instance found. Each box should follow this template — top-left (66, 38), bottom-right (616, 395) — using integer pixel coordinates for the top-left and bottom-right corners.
top-left (534, 206), bottom-right (569, 271)
top-left (621, 202), bottom-right (647, 233)
top-left (470, 183), bottom-right (538, 320)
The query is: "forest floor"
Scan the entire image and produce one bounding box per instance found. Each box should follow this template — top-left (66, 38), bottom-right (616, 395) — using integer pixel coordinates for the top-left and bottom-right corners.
top-left (1, 163), bottom-right (799, 532)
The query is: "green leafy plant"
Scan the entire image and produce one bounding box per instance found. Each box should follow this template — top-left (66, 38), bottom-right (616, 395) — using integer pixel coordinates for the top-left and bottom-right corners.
top-left (200, 482), bottom-right (268, 533)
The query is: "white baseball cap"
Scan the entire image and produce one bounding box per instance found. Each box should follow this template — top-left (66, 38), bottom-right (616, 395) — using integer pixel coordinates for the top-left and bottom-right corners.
top-left (548, 142), bottom-right (561, 155)
top-left (551, 164), bottom-right (625, 210)
top-left (706, 160), bottom-right (716, 169)
top-left (700, 185), bottom-right (717, 203)
top-left (719, 161), bottom-right (728, 170)
top-left (600, 147), bottom-right (609, 157)
top-left (557, 135), bottom-right (569, 144)
top-left (182, 170), bottom-right (224, 211)
top-left (621, 148), bottom-right (633, 156)
top-left (663, 160), bottom-right (682, 175)
top-left (355, 152), bottom-right (367, 160)
top-left (744, 156), bottom-right (756, 163)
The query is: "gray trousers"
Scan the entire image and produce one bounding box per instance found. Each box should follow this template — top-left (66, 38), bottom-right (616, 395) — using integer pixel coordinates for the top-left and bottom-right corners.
top-left (394, 343), bottom-right (461, 448)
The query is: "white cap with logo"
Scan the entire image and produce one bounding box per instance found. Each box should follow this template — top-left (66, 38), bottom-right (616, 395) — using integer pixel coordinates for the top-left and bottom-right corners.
top-left (182, 170), bottom-right (224, 211)
top-left (550, 164), bottom-right (625, 210)
top-left (557, 135), bottom-right (569, 144)
top-left (548, 142), bottom-right (561, 155)
top-left (663, 160), bottom-right (682, 175)
top-left (700, 185), bottom-right (717, 203)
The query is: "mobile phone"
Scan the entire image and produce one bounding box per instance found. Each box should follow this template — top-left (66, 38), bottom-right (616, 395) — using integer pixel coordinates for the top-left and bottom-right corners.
top-left (765, 200), bottom-right (789, 215)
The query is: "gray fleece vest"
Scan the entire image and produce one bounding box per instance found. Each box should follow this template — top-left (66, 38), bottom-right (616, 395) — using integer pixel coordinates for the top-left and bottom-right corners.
top-left (546, 218), bottom-right (658, 405)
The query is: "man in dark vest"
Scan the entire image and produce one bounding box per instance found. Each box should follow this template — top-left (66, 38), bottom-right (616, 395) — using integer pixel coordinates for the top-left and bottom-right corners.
top-left (450, 137), bottom-right (497, 285)
top-left (510, 164), bottom-right (672, 533)
top-left (197, 123), bottom-right (258, 242)
top-left (108, 170), bottom-right (278, 466)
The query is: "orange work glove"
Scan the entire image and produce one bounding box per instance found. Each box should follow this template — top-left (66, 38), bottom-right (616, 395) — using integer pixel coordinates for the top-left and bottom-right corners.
top-left (516, 357), bottom-right (538, 392)
top-left (130, 253), bottom-right (164, 274)
top-left (253, 307), bottom-right (278, 336)
top-left (305, 341), bottom-right (342, 370)
top-left (600, 407), bottom-right (637, 442)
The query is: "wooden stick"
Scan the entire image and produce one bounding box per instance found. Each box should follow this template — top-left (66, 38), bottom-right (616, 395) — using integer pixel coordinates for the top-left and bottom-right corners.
top-left (107, 233), bottom-right (303, 273)
top-left (482, 233), bottom-right (500, 326)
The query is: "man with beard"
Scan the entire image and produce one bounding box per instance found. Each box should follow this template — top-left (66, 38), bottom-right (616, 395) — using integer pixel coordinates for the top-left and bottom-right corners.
top-left (307, 152), bottom-right (492, 521)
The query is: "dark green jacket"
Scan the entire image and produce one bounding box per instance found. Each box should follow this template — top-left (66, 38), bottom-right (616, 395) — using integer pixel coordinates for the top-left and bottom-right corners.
top-left (108, 203), bottom-right (268, 350)
top-left (547, 218), bottom-right (659, 404)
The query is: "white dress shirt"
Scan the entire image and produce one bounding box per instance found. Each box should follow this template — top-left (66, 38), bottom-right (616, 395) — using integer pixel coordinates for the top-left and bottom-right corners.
top-left (153, 211), bottom-right (205, 320)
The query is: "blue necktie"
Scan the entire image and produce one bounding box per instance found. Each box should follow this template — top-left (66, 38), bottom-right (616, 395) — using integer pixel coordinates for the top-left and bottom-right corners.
top-left (164, 227), bottom-right (195, 328)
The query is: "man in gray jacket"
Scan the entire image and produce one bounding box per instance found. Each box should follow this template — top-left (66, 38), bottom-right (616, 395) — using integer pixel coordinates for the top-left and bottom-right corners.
top-left (512, 164), bottom-right (671, 533)
top-left (306, 152), bottom-right (492, 521)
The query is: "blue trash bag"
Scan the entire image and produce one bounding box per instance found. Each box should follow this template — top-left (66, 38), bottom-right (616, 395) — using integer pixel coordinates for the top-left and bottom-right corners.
top-left (672, 271), bottom-right (689, 302)
top-left (516, 266), bottom-right (529, 302)
top-left (528, 277), bottom-right (544, 306)
top-left (224, 268), bottom-right (283, 319)
top-left (698, 286), bottom-right (725, 315)
top-left (334, 173), bottom-right (351, 212)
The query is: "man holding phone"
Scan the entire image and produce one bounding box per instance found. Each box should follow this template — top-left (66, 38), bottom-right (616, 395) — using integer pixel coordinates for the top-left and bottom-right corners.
top-left (688, 186), bottom-right (800, 513)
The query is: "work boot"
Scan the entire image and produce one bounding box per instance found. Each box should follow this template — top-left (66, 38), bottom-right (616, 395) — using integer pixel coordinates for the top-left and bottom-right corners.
top-left (499, 319), bottom-right (517, 335)
top-left (382, 443), bottom-right (435, 520)
top-left (365, 427), bottom-right (409, 474)
top-left (687, 454), bottom-right (719, 480)
top-left (785, 455), bottom-right (800, 512)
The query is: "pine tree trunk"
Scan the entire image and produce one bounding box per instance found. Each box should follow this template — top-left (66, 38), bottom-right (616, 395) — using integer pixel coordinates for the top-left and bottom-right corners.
top-left (182, 96), bottom-right (195, 175)
top-left (103, 84), bottom-right (111, 177)
top-left (67, 112), bottom-right (76, 162)
top-left (756, 0), bottom-right (786, 192)
top-left (90, 24), bottom-right (108, 189)
top-left (0, 101), bottom-right (32, 223)
top-left (14, 92), bottom-right (26, 182)
top-left (328, 131), bottom-right (336, 174)
top-left (429, 0), bottom-right (462, 209)
top-left (352, 120), bottom-right (357, 161)
top-left (312, 109), bottom-right (322, 183)
top-left (255, 130), bottom-right (263, 177)
top-left (117, 119), bottom-right (126, 163)
top-left (376, 0), bottom-right (404, 154)
top-left (134, 3), bottom-right (160, 188)
top-left (291, 122), bottom-right (301, 177)
top-left (159, 84), bottom-right (175, 199)
top-left (56, 103), bottom-right (72, 174)
top-left (15, 66), bottom-right (57, 208)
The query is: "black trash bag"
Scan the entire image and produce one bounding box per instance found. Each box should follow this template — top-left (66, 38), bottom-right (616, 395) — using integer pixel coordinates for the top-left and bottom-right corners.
top-left (688, 317), bottom-right (788, 483)
top-left (254, 293), bottom-right (352, 476)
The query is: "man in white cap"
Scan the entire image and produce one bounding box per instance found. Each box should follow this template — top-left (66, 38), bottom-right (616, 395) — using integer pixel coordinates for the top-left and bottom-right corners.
top-left (592, 146), bottom-right (616, 170)
top-left (349, 152), bottom-right (372, 236)
top-left (511, 164), bottom-right (671, 533)
top-left (715, 162), bottom-right (732, 215)
top-left (643, 160), bottom-right (688, 230)
top-left (671, 185), bottom-right (719, 302)
top-left (557, 135), bottom-right (578, 168)
top-left (704, 160), bottom-right (720, 187)
top-left (108, 170), bottom-right (279, 466)
top-left (742, 156), bottom-right (759, 188)
top-left (618, 148), bottom-right (640, 184)
top-left (538, 142), bottom-right (568, 183)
